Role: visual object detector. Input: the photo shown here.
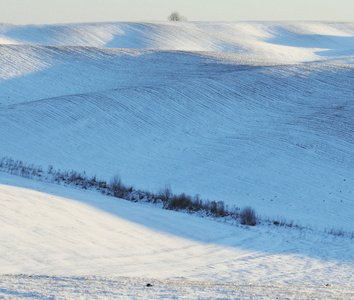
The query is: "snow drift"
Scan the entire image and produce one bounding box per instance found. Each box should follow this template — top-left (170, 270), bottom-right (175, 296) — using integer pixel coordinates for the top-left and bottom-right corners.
top-left (1, 22), bottom-right (353, 230)
top-left (1, 172), bottom-right (353, 287)
top-left (0, 21), bottom-right (353, 297)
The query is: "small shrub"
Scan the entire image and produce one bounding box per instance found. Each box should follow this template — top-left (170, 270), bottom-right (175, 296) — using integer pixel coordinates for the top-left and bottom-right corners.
top-left (240, 206), bottom-right (257, 226)
top-left (110, 175), bottom-right (130, 199)
top-left (158, 184), bottom-right (172, 208)
top-left (47, 165), bottom-right (54, 174)
top-left (192, 194), bottom-right (203, 211)
top-left (210, 201), bottom-right (217, 214)
top-left (216, 201), bottom-right (226, 217)
top-left (328, 227), bottom-right (345, 237)
top-left (167, 193), bottom-right (193, 210)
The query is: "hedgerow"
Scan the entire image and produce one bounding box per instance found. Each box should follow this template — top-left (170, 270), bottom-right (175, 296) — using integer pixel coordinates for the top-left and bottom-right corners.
top-left (0, 157), bottom-right (239, 220)
top-left (2, 156), bottom-right (353, 238)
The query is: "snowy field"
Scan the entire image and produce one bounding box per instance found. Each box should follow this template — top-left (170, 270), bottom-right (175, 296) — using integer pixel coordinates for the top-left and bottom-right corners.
top-left (0, 21), bottom-right (353, 298)
top-left (1, 275), bottom-right (353, 299)
top-left (0, 173), bottom-right (353, 298)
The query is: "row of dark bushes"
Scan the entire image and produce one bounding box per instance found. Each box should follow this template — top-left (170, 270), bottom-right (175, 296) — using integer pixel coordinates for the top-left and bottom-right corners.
top-left (110, 177), bottom-right (245, 219)
top-left (156, 184), bottom-right (240, 218)
top-left (0, 157), bottom-right (257, 224)
top-left (2, 157), bottom-right (353, 235)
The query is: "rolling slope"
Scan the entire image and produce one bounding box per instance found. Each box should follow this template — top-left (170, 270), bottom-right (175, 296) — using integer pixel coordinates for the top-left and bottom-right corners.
top-left (0, 21), bottom-right (353, 297)
top-left (0, 22), bottom-right (353, 229)
top-left (1, 172), bottom-right (353, 288)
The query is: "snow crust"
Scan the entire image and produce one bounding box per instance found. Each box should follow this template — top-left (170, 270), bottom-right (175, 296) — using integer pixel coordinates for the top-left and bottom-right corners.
top-left (1, 22), bottom-right (354, 63)
top-left (0, 21), bottom-right (353, 297)
top-left (0, 22), bottom-right (353, 228)
top-left (0, 173), bottom-right (353, 286)
top-left (1, 274), bottom-right (353, 299)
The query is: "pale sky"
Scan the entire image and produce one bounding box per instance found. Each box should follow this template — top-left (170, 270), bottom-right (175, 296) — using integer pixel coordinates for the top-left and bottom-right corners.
top-left (1, 0), bottom-right (353, 25)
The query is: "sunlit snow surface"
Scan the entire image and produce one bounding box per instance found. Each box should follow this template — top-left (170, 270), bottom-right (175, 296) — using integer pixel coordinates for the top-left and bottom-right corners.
top-left (0, 173), bottom-right (353, 298)
top-left (0, 21), bottom-right (353, 298)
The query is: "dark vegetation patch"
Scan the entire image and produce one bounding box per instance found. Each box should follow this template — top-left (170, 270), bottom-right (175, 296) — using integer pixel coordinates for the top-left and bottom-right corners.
top-left (0, 157), bottom-right (240, 221)
top-left (1, 156), bottom-right (353, 238)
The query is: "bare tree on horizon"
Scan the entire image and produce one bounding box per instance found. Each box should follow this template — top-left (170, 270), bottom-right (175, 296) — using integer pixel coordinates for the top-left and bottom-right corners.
top-left (168, 12), bottom-right (187, 21)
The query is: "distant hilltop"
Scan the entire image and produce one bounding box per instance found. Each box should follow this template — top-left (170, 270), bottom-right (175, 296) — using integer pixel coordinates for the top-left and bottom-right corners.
top-left (0, 21), bottom-right (353, 64)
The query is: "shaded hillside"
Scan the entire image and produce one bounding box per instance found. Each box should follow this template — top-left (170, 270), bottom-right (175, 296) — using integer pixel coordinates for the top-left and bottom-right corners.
top-left (0, 22), bottom-right (353, 229)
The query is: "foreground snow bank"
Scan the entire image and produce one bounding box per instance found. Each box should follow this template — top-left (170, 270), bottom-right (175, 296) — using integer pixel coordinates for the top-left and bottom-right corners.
top-left (0, 172), bottom-right (353, 287)
top-left (1, 275), bottom-right (353, 299)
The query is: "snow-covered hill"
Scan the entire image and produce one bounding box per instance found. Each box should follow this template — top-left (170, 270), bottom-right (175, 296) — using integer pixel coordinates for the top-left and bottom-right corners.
top-left (1, 22), bottom-right (353, 230)
top-left (0, 22), bottom-right (353, 297)
top-left (1, 172), bottom-right (353, 286)
top-left (1, 22), bottom-right (354, 60)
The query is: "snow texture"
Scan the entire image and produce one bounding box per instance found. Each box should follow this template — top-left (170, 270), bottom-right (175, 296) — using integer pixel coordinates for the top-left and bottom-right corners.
top-left (0, 21), bottom-right (353, 298)
top-left (0, 173), bottom-right (353, 297)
